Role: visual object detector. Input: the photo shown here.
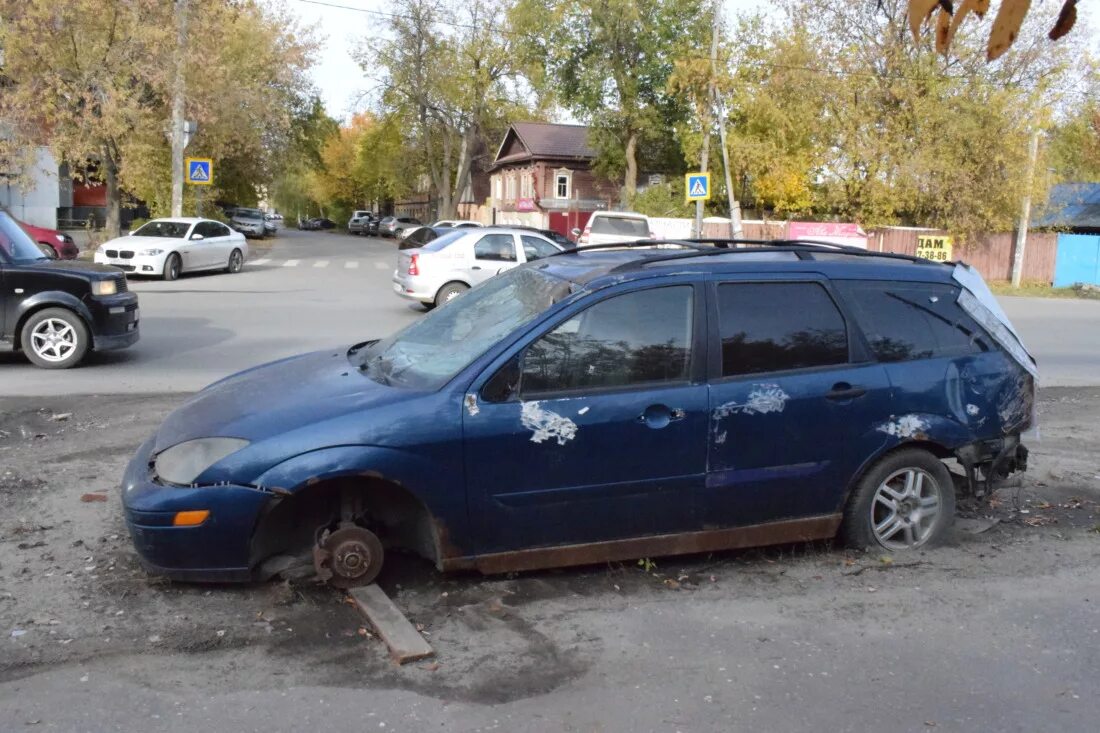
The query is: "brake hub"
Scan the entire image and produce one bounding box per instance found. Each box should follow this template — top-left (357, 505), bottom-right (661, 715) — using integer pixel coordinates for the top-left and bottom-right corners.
top-left (312, 524), bottom-right (384, 588)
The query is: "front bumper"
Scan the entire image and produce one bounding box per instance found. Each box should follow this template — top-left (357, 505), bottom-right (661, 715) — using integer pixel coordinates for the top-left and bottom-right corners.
top-left (87, 293), bottom-right (140, 350)
top-left (121, 436), bottom-right (273, 583)
top-left (93, 251), bottom-right (168, 275)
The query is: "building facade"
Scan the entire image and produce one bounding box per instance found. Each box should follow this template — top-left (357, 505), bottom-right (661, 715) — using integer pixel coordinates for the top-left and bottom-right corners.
top-left (487, 122), bottom-right (616, 237)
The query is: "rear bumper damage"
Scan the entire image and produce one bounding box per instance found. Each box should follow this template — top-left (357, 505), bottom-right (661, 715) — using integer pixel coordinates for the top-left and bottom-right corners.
top-left (954, 434), bottom-right (1028, 500)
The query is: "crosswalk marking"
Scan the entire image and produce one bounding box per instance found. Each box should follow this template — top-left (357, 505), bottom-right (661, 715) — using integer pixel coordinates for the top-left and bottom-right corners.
top-left (251, 258), bottom-right (270, 265)
top-left (282, 259), bottom-right (300, 267)
top-left (373, 261), bottom-right (389, 270)
top-left (313, 260), bottom-right (329, 268)
top-left (345, 261), bottom-right (360, 269)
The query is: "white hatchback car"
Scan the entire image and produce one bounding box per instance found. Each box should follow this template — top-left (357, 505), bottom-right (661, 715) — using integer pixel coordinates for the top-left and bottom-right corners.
top-left (95, 218), bottom-right (248, 281)
top-left (393, 227), bottom-right (563, 307)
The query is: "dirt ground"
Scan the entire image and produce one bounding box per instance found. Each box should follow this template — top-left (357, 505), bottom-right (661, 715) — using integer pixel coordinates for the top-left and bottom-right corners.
top-left (2, 388), bottom-right (1100, 715)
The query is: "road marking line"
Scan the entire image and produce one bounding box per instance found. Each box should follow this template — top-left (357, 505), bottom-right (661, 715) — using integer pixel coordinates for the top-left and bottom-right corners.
top-left (374, 261), bottom-right (389, 270)
top-left (251, 258), bottom-right (271, 265)
top-left (313, 260), bottom-right (329, 268)
top-left (345, 261), bottom-right (360, 269)
top-left (283, 259), bottom-right (300, 267)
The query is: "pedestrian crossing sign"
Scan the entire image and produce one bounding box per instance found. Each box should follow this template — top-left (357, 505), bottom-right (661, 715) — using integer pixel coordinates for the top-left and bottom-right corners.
top-left (185, 158), bottom-right (213, 186)
top-left (685, 172), bottom-right (710, 202)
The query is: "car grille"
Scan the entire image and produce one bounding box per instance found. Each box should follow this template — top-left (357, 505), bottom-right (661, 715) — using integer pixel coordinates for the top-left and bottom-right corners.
top-left (115, 277), bottom-right (128, 292)
top-left (104, 249), bottom-right (134, 258)
top-left (106, 249), bottom-right (117, 257)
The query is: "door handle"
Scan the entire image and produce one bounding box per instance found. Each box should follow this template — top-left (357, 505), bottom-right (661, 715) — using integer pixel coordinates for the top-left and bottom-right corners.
top-left (636, 404), bottom-right (685, 429)
top-left (471, 266), bottom-right (482, 270)
top-left (826, 383), bottom-right (867, 400)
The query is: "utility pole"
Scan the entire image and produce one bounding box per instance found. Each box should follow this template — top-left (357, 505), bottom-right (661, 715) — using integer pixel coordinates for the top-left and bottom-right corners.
top-left (170, 0), bottom-right (189, 218)
top-left (1011, 128), bottom-right (1040, 288)
top-left (693, 0), bottom-right (721, 240)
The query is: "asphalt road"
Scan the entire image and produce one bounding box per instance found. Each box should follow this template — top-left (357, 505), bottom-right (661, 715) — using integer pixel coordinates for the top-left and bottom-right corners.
top-left (2, 229), bottom-right (1099, 395)
top-left (3, 230), bottom-right (1098, 395)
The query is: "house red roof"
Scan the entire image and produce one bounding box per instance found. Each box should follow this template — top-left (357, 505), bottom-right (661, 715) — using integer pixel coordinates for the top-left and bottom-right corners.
top-left (491, 122), bottom-right (595, 169)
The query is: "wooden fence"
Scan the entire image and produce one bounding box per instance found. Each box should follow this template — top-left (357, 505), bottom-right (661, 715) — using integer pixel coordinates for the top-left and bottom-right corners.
top-left (870, 228), bottom-right (1058, 283)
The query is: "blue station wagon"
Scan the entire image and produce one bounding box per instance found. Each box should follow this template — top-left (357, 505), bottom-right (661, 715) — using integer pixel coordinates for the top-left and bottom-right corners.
top-left (121, 241), bottom-right (1035, 587)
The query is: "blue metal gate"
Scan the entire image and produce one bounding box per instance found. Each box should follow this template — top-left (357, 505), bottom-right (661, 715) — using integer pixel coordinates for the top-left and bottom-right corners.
top-left (1053, 234), bottom-right (1100, 287)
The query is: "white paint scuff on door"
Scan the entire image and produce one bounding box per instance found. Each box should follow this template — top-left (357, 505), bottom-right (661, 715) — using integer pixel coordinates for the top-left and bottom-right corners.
top-left (966, 404), bottom-right (981, 416)
top-left (877, 414), bottom-right (929, 439)
top-left (714, 384), bottom-right (790, 418)
top-left (577, 406), bottom-right (590, 415)
top-left (464, 394), bottom-right (480, 417)
top-left (521, 401), bottom-right (578, 445)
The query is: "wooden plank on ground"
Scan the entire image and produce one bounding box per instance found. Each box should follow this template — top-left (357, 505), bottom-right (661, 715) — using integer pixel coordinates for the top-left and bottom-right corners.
top-left (348, 584), bottom-right (434, 664)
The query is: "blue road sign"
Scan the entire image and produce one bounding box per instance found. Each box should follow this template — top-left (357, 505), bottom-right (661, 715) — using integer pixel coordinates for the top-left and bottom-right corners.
top-left (685, 172), bottom-right (710, 201)
top-left (185, 157), bottom-right (213, 185)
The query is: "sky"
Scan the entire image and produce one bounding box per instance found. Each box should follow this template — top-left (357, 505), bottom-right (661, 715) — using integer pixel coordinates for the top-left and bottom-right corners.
top-left (280, 0), bottom-right (775, 123)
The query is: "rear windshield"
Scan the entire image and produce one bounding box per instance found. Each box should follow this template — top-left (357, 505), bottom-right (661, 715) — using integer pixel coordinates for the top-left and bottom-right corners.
top-left (234, 210), bottom-right (263, 221)
top-left (134, 221), bottom-right (191, 238)
top-left (421, 230), bottom-right (469, 252)
top-left (357, 267), bottom-right (569, 389)
top-left (591, 216), bottom-right (649, 236)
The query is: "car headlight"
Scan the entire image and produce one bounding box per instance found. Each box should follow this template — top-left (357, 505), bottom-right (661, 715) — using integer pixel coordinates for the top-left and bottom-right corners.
top-left (55, 234), bottom-right (66, 243)
top-left (139, 248), bottom-right (164, 256)
top-left (91, 280), bottom-right (118, 296)
top-left (154, 438), bottom-right (251, 485)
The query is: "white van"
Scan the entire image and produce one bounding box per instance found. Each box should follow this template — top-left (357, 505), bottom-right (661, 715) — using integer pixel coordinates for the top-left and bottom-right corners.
top-left (574, 211), bottom-right (653, 246)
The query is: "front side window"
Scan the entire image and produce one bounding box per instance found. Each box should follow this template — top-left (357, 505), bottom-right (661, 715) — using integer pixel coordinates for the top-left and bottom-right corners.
top-left (0, 212), bottom-right (50, 263)
top-left (590, 216), bottom-right (649, 237)
top-left (474, 234), bottom-right (517, 262)
top-left (718, 282), bottom-right (849, 377)
top-left (522, 286), bottom-right (694, 395)
top-left (521, 235), bottom-right (559, 261)
top-left (836, 281), bottom-right (988, 362)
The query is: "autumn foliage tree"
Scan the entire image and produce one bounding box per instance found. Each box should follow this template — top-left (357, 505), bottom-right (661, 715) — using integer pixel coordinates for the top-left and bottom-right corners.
top-left (0, 0), bottom-right (315, 236)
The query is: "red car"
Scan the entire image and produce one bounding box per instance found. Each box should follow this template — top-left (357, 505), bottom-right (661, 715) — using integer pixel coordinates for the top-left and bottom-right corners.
top-left (18, 220), bottom-right (80, 259)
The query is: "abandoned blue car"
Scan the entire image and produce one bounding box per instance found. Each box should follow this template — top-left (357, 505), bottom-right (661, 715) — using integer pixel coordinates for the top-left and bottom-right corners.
top-left (122, 240), bottom-right (1035, 587)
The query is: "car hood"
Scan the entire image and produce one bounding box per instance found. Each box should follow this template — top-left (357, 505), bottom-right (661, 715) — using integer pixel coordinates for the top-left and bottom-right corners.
top-left (18, 259), bottom-right (124, 276)
top-left (152, 348), bottom-right (408, 452)
top-left (104, 235), bottom-right (183, 249)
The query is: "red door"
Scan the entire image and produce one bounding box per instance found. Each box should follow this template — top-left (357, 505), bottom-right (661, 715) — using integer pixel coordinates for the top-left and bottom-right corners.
top-left (548, 211), bottom-right (592, 242)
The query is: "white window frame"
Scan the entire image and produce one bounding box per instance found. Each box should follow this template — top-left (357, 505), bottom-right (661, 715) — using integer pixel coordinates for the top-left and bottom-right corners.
top-left (554, 169), bottom-right (572, 200)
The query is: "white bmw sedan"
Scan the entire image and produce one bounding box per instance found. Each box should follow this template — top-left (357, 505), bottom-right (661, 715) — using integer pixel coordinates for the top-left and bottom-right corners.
top-left (95, 218), bottom-right (248, 281)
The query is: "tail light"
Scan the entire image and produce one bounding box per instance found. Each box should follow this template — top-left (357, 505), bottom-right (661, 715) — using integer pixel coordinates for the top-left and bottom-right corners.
top-left (578, 227), bottom-right (590, 245)
top-left (407, 253), bottom-right (419, 276)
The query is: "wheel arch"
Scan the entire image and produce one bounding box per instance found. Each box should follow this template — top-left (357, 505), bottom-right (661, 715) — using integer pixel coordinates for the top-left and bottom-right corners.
top-left (840, 438), bottom-right (957, 512)
top-left (13, 296), bottom-right (93, 352)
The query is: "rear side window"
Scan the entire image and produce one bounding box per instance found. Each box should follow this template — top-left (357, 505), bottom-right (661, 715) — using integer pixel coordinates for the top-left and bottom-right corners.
top-left (522, 286), bottom-right (693, 394)
top-left (717, 283), bottom-right (849, 376)
top-left (590, 216), bottom-right (649, 237)
top-left (836, 281), bottom-right (988, 362)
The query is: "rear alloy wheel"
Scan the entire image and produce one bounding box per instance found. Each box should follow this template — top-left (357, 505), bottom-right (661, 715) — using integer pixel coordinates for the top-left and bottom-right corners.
top-left (21, 308), bottom-right (89, 369)
top-left (313, 524), bottom-right (384, 588)
top-left (163, 252), bottom-right (181, 281)
top-left (226, 248), bottom-right (244, 273)
top-left (842, 448), bottom-right (955, 551)
top-left (434, 282), bottom-right (469, 308)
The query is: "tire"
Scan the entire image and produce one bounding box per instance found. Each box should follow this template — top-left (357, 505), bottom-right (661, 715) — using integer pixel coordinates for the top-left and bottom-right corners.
top-left (841, 448), bottom-right (956, 552)
top-left (226, 248), bottom-right (244, 274)
top-left (20, 308), bottom-right (90, 369)
top-left (163, 253), bottom-right (181, 281)
top-left (434, 282), bottom-right (469, 307)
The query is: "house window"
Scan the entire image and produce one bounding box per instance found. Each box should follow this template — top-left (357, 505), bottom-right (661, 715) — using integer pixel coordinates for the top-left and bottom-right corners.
top-left (506, 173), bottom-right (516, 202)
top-left (555, 170), bottom-right (571, 199)
top-left (493, 175), bottom-right (502, 202)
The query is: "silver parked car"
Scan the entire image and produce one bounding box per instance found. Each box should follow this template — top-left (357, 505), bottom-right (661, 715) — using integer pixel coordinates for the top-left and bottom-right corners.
top-left (347, 210), bottom-right (373, 235)
top-left (392, 227), bottom-right (563, 307)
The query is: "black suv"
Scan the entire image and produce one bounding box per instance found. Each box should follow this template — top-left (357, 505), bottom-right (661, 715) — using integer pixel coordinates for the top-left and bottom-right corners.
top-left (0, 211), bottom-right (140, 369)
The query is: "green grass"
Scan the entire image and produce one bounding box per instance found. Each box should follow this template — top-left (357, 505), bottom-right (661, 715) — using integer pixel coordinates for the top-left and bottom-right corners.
top-left (987, 282), bottom-right (1084, 299)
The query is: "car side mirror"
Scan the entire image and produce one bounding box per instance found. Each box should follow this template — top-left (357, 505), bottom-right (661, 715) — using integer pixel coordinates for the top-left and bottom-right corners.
top-left (571, 228), bottom-right (581, 237)
top-left (127, 231), bottom-right (134, 236)
top-left (190, 233), bottom-right (204, 241)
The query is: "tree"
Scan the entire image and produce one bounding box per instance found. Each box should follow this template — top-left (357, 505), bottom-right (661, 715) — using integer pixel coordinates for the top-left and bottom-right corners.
top-left (715, 0), bottom-right (1089, 234)
top-left (360, 0), bottom-right (535, 219)
top-left (0, 0), bottom-right (316, 236)
top-left (514, 0), bottom-right (708, 202)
